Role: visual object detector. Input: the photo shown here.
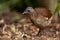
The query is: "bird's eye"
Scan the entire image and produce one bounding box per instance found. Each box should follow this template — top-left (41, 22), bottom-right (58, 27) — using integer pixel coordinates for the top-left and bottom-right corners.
top-left (27, 10), bottom-right (30, 12)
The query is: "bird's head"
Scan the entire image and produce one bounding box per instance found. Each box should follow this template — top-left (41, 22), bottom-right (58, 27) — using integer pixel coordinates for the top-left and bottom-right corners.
top-left (23, 7), bottom-right (38, 16)
top-left (23, 7), bottom-right (34, 14)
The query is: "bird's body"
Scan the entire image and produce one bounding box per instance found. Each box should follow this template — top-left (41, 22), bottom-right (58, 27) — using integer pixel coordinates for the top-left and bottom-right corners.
top-left (35, 8), bottom-right (52, 18)
top-left (23, 7), bottom-right (52, 27)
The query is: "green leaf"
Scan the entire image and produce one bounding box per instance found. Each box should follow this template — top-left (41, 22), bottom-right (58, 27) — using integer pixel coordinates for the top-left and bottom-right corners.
top-left (54, 3), bottom-right (60, 14)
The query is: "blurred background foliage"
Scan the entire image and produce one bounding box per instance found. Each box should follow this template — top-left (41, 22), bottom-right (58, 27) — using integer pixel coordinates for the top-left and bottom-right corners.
top-left (54, 0), bottom-right (60, 13)
top-left (0, 0), bottom-right (59, 13)
top-left (10, 0), bottom-right (42, 12)
top-left (0, 0), bottom-right (47, 13)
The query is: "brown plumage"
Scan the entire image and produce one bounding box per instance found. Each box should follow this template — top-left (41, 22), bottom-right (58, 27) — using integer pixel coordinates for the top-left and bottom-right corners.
top-left (23, 7), bottom-right (52, 27)
top-left (35, 8), bottom-right (52, 18)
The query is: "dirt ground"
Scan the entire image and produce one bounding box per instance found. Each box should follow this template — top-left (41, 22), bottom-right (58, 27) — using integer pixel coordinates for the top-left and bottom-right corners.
top-left (0, 9), bottom-right (60, 40)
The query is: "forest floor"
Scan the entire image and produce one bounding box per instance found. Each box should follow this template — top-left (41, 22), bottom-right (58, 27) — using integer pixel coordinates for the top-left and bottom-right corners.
top-left (0, 9), bottom-right (60, 40)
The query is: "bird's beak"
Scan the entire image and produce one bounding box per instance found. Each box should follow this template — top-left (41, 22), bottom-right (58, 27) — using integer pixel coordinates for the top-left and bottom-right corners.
top-left (22, 13), bottom-right (25, 14)
top-left (23, 11), bottom-right (28, 14)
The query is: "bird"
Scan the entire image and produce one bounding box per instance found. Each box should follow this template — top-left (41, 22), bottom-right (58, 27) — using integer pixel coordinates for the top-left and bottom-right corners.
top-left (23, 7), bottom-right (52, 28)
